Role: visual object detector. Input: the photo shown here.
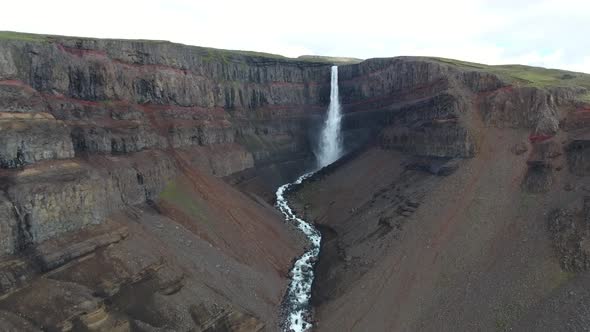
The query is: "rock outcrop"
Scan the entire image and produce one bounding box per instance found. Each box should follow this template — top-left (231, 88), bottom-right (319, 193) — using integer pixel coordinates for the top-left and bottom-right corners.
top-left (1, 32), bottom-right (590, 331)
top-left (0, 37), bottom-right (334, 171)
top-left (279, 58), bottom-right (590, 331)
top-left (0, 34), bottom-right (323, 331)
top-left (548, 196), bottom-right (590, 271)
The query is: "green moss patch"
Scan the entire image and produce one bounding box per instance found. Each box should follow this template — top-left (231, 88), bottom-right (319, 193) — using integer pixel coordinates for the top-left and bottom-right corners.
top-left (159, 179), bottom-right (207, 223)
top-left (548, 269), bottom-right (576, 291)
top-left (494, 302), bottom-right (525, 332)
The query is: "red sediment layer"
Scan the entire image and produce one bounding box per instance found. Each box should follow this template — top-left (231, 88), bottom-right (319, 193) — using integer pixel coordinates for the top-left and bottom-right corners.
top-left (477, 85), bottom-right (514, 97)
top-left (111, 59), bottom-right (190, 75)
top-left (261, 104), bottom-right (323, 112)
top-left (45, 93), bottom-right (102, 107)
top-left (0, 79), bottom-right (30, 87)
top-left (474, 85), bottom-right (515, 114)
top-left (338, 61), bottom-right (410, 84)
top-left (528, 134), bottom-right (553, 143)
top-left (44, 91), bottom-right (321, 121)
top-left (139, 103), bottom-right (226, 115)
top-left (1, 75), bottom-right (322, 121)
top-left (0, 79), bottom-right (38, 93)
top-left (268, 81), bottom-right (321, 87)
top-left (43, 92), bottom-right (226, 115)
top-left (341, 79), bottom-right (448, 113)
top-left (57, 43), bottom-right (107, 57)
top-left (573, 107), bottom-right (590, 115)
top-left (56, 43), bottom-right (314, 86)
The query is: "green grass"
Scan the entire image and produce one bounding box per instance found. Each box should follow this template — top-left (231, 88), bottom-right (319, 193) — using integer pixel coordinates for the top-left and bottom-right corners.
top-left (432, 57), bottom-right (590, 92)
top-left (0, 31), bottom-right (350, 65)
top-left (494, 302), bottom-right (524, 332)
top-left (198, 48), bottom-right (365, 64)
top-left (159, 179), bottom-right (207, 223)
top-left (297, 55), bottom-right (364, 64)
top-left (198, 46), bottom-right (291, 64)
top-left (548, 269), bottom-right (576, 291)
top-left (429, 57), bottom-right (490, 70)
top-left (0, 31), bottom-right (49, 43)
top-left (492, 65), bottom-right (590, 89)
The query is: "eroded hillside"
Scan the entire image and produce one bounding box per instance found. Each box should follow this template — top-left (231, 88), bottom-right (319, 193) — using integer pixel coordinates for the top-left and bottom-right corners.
top-left (0, 32), bottom-right (337, 331)
top-left (288, 56), bottom-right (590, 331)
top-left (1, 31), bottom-right (590, 331)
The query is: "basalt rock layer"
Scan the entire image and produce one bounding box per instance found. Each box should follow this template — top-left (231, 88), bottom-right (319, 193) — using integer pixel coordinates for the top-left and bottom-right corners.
top-left (1, 32), bottom-right (590, 331)
top-left (0, 35), bottom-right (337, 331)
top-left (287, 60), bottom-right (590, 330)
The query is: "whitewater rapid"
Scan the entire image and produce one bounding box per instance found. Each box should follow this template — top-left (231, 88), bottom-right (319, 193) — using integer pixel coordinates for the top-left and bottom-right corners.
top-left (278, 66), bottom-right (343, 332)
top-left (276, 172), bottom-right (320, 332)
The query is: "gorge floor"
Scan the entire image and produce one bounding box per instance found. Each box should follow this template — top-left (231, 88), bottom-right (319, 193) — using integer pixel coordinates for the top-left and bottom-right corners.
top-left (289, 134), bottom-right (590, 331)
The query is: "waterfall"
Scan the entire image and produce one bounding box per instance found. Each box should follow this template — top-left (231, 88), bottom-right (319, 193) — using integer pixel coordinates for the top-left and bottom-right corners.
top-left (317, 65), bottom-right (343, 168)
top-left (278, 65), bottom-right (343, 332)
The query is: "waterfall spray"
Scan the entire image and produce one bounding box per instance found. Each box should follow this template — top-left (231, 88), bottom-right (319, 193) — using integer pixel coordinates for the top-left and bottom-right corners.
top-left (317, 65), bottom-right (343, 168)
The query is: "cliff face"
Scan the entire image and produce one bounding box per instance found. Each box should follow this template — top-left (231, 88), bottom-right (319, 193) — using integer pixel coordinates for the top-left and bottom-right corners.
top-left (286, 62), bottom-right (590, 331)
top-left (0, 37), bottom-right (337, 254)
top-left (0, 36), bottom-right (337, 331)
top-left (336, 58), bottom-right (498, 158)
top-left (0, 37), bottom-right (334, 170)
top-left (1, 32), bottom-right (590, 331)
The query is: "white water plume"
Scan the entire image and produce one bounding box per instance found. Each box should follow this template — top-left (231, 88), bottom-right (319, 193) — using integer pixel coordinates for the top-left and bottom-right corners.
top-left (317, 65), bottom-right (343, 168)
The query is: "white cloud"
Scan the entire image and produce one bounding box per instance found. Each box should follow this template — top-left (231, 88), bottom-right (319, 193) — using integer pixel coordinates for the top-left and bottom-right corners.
top-left (569, 57), bottom-right (590, 74)
top-left (1, 0), bottom-right (589, 73)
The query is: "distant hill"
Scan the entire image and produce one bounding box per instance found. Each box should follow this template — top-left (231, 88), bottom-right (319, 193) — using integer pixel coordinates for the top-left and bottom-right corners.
top-left (297, 55), bottom-right (364, 64)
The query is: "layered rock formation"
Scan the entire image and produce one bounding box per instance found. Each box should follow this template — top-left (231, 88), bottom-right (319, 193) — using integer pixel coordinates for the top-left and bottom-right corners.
top-left (285, 59), bottom-right (590, 331)
top-left (0, 34), bottom-right (337, 331)
top-left (1, 31), bottom-right (590, 331)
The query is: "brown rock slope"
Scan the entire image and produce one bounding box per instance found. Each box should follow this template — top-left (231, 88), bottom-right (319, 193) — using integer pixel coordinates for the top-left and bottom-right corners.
top-left (0, 150), bottom-right (308, 330)
top-left (0, 32), bottom-right (340, 331)
top-left (288, 59), bottom-right (590, 331)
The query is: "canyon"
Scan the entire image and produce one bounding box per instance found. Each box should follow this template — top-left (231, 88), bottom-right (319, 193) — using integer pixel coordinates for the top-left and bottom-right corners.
top-left (1, 31), bottom-right (590, 331)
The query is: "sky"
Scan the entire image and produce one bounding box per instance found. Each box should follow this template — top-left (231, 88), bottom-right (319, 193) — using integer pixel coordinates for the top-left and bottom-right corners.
top-left (3, 0), bottom-right (590, 73)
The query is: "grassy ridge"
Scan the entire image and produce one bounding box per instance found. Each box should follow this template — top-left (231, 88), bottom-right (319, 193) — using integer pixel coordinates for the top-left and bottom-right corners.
top-left (0, 31), bottom-right (328, 65)
top-left (2, 31), bottom-right (589, 100)
top-left (0, 31), bottom-right (49, 42)
top-left (432, 57), bottom-right (590, 91)
top-left (297, 55), bottom-right (364, 64)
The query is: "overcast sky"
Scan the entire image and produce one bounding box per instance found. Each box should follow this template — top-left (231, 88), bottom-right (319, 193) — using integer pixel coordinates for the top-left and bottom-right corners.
top-left (4, 0), bottom-right (590, 73)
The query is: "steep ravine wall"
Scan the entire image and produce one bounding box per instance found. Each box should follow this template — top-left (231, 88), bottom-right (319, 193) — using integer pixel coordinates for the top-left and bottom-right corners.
top-left (0, 34), bottom-right (589, 331)
top-left (0, 36), bottom-right (337, 331)
top-left (0, 37), bottom-right (337, 254)
top-left (284, 61), bottom-right (590, 332)
top-left (0, 37), bottom-right (334, 169)
top-left (2, 37), bottom-right (586, 261)
top-left (336, 57), bottom-right (588, 175)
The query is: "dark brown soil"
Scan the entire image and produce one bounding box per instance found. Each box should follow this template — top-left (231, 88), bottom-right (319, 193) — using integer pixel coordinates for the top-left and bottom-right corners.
top-left (290, 129), bottom-right (590, 331)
